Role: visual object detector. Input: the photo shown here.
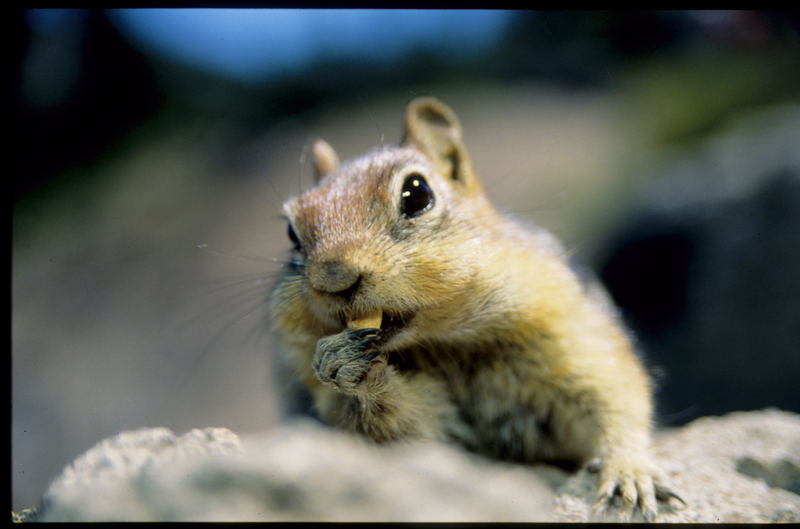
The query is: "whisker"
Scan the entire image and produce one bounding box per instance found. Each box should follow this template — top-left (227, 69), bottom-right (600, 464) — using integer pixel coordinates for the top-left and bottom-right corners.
top-left (357, 92), bottom-right (385, 147)
top-left (194, 270), bottom-right (280, 288)
top-left (298, 136), bottom-right (313, 195)
top-left (169, 270), bottom-right (276, 336)
top-left (252, 174), bottom-right (289, 213)
top-left (196, 243), bottom-right (282, 266)
top-left (189, 277), bottom-right (275, 301)
top-left (172, 291), bottom-right (273, 387)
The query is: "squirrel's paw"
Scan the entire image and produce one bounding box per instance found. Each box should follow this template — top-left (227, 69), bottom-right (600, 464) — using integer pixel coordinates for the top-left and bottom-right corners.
top-left (587, 453), bottom-right (685, 522)
top-left (313, 328), bottom-right (385, 394)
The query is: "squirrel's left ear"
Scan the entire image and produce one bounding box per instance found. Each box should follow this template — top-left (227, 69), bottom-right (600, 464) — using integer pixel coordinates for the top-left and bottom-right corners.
top-left (402, 97), bottom-right (480, 192)
top-left (311, 139), bottom-right (340, 181)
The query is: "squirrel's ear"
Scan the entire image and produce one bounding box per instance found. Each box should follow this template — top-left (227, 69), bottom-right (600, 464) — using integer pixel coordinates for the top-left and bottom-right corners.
top-left (403, 97), bottom-right (479, 190)
top-left (311, 139), bottom-right (339, 181)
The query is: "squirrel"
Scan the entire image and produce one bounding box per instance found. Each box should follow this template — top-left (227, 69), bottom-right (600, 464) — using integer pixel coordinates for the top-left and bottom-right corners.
top-left (269, 97), bottom-right (683, 521)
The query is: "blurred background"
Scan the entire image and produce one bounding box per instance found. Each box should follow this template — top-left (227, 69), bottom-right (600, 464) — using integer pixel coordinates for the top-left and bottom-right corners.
top-left (11, 9), bottom-right (800, 512)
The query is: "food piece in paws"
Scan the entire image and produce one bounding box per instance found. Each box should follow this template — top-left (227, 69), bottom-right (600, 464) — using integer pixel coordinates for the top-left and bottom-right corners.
top-left (346, 309), bottom-right (383, 332)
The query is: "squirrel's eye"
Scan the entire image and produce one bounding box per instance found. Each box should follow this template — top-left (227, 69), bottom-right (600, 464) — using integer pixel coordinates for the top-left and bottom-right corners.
top-left (400, 173), bottom-right (434, 218)
top-left (287, 223), bottom-right (301, 250)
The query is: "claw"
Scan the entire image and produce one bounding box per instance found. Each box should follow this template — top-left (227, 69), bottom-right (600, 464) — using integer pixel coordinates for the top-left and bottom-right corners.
top-left (357, 335), bottom-right (380, 349)
top-left (636, 474), bottom-right (658, 522)
top-left (619, 475), bottom-right (637, 517)
top-left (349, 327), bottom-right (381, 339)
top-left (655, 484), bottom-right (687, 508)
top-left (589, 455), bottom-right (683, 521)
top-left (596, 475), bottom-right (618, 503)
top-left (592, 479), bottom-right (617, 520)
top-left (363, 348), bottom-right (382, 362)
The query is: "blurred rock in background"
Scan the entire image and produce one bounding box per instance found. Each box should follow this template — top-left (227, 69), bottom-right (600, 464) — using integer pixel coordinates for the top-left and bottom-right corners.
top-left (12, 9), bottom-right (800, 513)
top-left (595, 105), bottom-right (800, 425)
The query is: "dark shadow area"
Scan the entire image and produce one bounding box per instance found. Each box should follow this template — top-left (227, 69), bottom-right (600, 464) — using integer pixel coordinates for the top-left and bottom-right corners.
top-left (598, 168), bottom-right (800, 425)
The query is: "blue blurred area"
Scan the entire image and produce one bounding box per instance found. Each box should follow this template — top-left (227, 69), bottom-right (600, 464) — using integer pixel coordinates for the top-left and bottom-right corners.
top-left (17, 8), bottom-right (799, 200)
top-left (102, 9), bottom-right (513, 83)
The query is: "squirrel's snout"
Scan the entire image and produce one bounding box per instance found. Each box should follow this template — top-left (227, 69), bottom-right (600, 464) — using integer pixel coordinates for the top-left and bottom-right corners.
top-left (309, 260), bottom-right (362, 300)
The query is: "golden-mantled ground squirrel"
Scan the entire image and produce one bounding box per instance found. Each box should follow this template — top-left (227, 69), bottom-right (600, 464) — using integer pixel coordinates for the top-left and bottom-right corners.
top-left (269, 97), bottom-right (683, 521)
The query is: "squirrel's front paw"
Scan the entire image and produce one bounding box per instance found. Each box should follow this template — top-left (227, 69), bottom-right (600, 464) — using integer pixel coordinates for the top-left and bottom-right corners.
top-left (313, 328), bottom-right (385, 394)
top-left (588, 453), bottom-right (685, 522)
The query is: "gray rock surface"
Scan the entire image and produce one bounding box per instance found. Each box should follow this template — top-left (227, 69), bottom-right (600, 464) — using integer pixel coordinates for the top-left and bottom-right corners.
top-left (555, 409), bottom-right (800, 522)
top-left (16, 409), bottom-right (800, 522)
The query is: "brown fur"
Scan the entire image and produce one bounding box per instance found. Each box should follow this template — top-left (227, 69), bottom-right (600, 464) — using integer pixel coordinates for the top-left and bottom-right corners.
top-left (269, 97), bottom-right (682, 521)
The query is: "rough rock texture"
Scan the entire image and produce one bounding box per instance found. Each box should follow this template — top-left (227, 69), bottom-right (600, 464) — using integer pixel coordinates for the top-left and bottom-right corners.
top-left (555, 409), bottom-right (800, 522)
top-left (15, 409), bottom-right (800, 522)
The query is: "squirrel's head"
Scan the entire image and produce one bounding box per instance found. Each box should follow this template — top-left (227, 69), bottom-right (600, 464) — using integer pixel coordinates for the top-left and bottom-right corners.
top-left (276, 98), bottom-right (500, 349)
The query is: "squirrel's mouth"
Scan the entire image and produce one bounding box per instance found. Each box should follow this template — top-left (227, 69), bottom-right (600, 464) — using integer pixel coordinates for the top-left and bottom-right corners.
top-left (341, 309), bottom-right (414, 344)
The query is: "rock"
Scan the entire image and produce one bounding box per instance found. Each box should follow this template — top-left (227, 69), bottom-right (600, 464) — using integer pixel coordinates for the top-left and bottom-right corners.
top-left (19, 427), bottom-right (243, 522)
top-left (595, 104), bottom-right (800, 425)
top-left (17, 409), bottom-right (800, 522)
top-left (554, 408), bottom-right (800, 522)
top-left (26, 421), bottom-right (559, 522)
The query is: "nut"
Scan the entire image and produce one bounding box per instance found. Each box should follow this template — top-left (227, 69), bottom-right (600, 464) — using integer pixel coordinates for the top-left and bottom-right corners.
top-left (347, 309), bottom-right (383, 330)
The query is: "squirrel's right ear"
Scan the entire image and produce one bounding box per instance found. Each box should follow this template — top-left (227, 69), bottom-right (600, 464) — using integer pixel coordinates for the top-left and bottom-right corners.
top-left (403, 97), bottom-right (480, 192)
top-left (311, 139), bottom-right (339, 181)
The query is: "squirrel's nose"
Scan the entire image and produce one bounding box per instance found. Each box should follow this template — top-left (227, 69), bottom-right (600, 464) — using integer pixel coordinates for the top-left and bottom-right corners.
top-left (309, 260), bottom-right (362, 299)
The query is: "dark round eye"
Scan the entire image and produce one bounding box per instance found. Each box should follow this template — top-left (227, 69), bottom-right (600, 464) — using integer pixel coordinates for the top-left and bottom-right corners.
top-left (400, 173), bottom-right (434, 218)
top-left (287, 223), bottom-right (301, 250)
